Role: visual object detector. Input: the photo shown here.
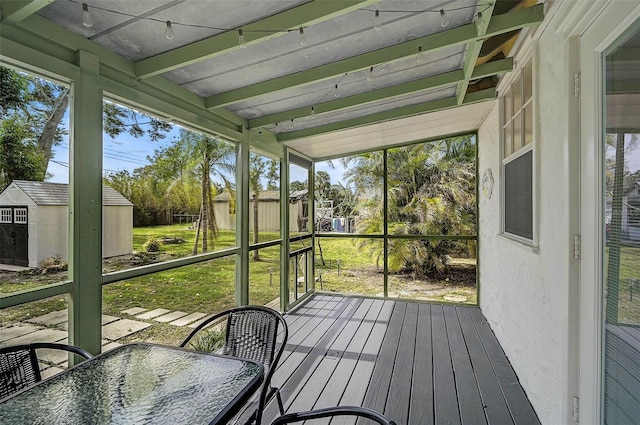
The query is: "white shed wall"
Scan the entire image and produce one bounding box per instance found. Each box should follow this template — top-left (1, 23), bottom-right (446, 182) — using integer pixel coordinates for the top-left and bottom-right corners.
top-left (213, 202), bottom-right (235, 231)
top-left (103, 206), bottom-right (133, 258)
top-left (477, 23), bottom-right (575, 425)
top-left (213, 200), bottom-right (303, 233)
top-left (250, 199), bottom-right (280, 232)
top-left (0, 188), bottom-right (132, 266)
top-left (0, 203), bottom-right (69, 268)
top-left (36, 205), bottom-right (68, 267)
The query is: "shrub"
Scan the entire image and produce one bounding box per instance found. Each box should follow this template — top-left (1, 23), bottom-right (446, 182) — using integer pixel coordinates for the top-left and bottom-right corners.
top-left (142, 237), bottom-right (161, 253)
top-left (35, 254), bottom-right (68, 274)
top-left (189, 325), bottom-right (226, 352)
top-left (39, 254), bottom-right (64, 268)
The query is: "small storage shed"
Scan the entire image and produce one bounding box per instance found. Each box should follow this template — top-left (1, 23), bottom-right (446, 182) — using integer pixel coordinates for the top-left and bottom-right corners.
top-left (0, 180), bottom-right (133, 267)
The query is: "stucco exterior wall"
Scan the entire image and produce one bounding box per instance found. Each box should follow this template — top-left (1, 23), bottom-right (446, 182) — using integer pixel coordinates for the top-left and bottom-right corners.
top-left (478, 25), bottom-right (574, 424)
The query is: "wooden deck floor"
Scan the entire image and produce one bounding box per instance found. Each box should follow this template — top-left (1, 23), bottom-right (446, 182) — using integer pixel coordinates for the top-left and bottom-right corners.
top-left (262, 294), bottom-right (540, 425)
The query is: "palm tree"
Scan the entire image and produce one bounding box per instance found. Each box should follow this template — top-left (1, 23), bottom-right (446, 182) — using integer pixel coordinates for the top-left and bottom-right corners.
top-left (249, 153), bottom-right (266, 261)
top-left (178, 130), bottom-right (236, 255)
top-left (352, 136), bottom-right (476, 276)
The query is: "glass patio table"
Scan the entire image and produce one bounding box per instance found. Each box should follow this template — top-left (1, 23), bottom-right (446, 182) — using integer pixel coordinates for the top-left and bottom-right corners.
top-left (0, 342), bottom-right (264, 424)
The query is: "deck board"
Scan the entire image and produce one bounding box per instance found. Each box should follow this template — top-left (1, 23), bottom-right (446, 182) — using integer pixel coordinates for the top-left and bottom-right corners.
top-left (409, 303), bottom-right (434, 425)
top-left (386, 302), bottom-right (418, 424)
top-left (360, 301), bottom-right (406, 420)
top-left (263, 294), bottom-right (539, 425)
top-left (432, 304), bottom-right (461, 425)
top-left (445, 305), bottom-right (486, 425)
top-left (458, 306), bottom-right (515, 425)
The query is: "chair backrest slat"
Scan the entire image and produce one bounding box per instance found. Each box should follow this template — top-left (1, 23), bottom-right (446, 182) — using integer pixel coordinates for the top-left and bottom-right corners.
top-left (0, 342), bottom-right (92, 400)
top-left (223, 310), bottom-right (279, 368)
top-left (180, 305), bottom-right (289, 425)
top-left (0, 347), bottom-right (41, 399)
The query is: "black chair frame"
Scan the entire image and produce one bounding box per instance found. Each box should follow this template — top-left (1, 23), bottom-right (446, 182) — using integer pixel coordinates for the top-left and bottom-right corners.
top-left (180, 305), bottom-right (289, 425)
top-left (0, 342), bottom-right (92, 400)
top-left (269, 405), bottom-right (397, 425)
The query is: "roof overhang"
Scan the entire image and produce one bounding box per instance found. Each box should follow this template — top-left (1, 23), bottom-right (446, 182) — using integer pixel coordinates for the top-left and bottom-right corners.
top-left (285, 100), bottom-right (493, 158)
top-left (0, 0), bottom-right (543, 158)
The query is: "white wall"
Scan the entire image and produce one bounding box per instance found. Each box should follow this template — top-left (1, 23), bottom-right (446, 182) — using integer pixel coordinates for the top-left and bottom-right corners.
top-left (477, 22), bottom-right (576, 425)
top-left (0, 185), bottom-right (52, 268)
top-left (103, 206), bottom-right (133, 258)
top-left (214, 199), bottom-right (305, 233)
top-left (0, 185), bottom-right (133, 266)
top-left (36, 205), bottom-right (68, 266)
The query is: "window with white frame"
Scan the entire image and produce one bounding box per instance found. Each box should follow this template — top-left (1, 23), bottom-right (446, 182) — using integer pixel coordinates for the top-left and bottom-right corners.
top-left (0, 208), bottom-right (12, 223)
top-left (501, 57), bottom-right (534, 242)
top-left (14, 208), bottom-right (28, 224)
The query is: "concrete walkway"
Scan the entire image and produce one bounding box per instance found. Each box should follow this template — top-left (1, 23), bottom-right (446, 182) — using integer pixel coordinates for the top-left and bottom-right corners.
top-left (0, 299), bottom-right (281, 378)
top-left (0, 264), bottom-right (30, 272)
top-left (0, 306), bottom-right (206, 378)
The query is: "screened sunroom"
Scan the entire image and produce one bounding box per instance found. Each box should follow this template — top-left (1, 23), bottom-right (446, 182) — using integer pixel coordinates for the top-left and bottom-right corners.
top-left (2, 1), bottom-right (640, 424)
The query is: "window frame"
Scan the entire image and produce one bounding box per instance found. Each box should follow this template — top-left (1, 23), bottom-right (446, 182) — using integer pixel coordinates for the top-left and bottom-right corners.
top-left (14, 208), bottom-right (28, 224)
top-left (500, 50), bottom-right (538, 248)
top-left (0, 208), bottom-right (12, 223)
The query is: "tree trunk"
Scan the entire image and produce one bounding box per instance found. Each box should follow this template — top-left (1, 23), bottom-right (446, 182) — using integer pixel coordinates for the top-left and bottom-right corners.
top-left (207, 181), bottom-right (218, 239)
top-left (192, 207), bottom-right (202, 255)
top-left (316, 239), bottom-right (325, 266)
top-left (37, 87), bottom-right (69, 168)
top-left (201, 171), bottom-right (208, 253)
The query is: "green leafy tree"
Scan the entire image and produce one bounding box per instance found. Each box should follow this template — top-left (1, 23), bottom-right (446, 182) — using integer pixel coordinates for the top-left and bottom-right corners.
top-left (290, 180), bottom-right (307, 191)
top-left (266, 160), bottom-right (279, 191)
top-left (250, 153), bottom-right (266, 261)
top-left (0, 67), bottom-right (67, 185)
top-left (0, 117), bottom-right (47, 188)
top-left (1, 66), bottom-right (172, 190)
top-left (314, 171), bottom-right (331, 198)
top-left (104, 170), bottom-right (166, 226)
top-left (326, 183), bottom-right (356, 217)
top-left (177, 131), bottom-right (235, 254)
top-left (0, 67), bottom-right (30, 115)
top-left (103, 101), bottom-right (172, 141)
top-left (350, 136), bottom-right (476, 275)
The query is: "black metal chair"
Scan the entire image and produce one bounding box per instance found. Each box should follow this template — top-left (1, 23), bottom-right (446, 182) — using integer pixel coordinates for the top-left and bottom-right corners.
top-left (0, 342), bottom-right (93, 399)
top-left (180, 305), bottom-right (289, 425)
top-left (269, 406), bottom-right (397, 425)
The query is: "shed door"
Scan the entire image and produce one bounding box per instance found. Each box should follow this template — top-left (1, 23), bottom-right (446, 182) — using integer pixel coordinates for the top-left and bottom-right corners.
top-left (0, 207), bottom-right (29, 266)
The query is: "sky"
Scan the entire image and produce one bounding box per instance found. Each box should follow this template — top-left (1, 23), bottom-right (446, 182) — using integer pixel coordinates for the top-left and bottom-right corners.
top-left (47, 119), bottom-right (347, 187)
top-left (48, 115), bottom-right (640, 189)
top-left (605, 136), bottom-right (640, 174)
top-left (48, 130), bottom-right (177, 183)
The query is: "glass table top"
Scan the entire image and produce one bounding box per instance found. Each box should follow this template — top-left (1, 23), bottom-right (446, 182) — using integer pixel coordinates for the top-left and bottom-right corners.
top-left (0, 343), bottom-right (263, 424)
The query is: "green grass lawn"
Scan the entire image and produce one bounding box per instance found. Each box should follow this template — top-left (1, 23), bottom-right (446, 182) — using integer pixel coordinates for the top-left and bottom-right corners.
top-left (309, 238), bottom-right (477, 304)
top-left (1, 224), bottom-right (479, 345)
